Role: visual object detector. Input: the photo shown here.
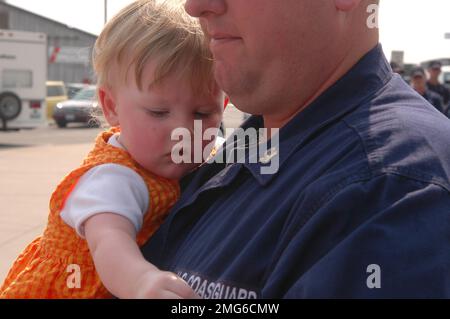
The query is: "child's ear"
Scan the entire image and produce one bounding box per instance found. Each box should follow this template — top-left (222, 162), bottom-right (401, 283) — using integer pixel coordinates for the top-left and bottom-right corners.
top-left (98, 87), bottom-right (120, 126)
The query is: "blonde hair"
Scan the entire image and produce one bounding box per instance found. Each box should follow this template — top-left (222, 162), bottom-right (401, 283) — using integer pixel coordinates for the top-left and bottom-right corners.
top-left (92, 0), bottom-right (214, 94)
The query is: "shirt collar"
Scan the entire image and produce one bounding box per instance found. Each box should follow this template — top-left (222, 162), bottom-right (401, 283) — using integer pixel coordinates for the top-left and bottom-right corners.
top-left (232, 44), bottom-right (393, 185)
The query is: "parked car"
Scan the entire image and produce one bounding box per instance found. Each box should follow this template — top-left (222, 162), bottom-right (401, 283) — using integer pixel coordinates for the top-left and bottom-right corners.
top-left (52, 86), bottom-right (101, 128)
top-left (46, 81), bottom-right (68, 121)
top-left (66, 83), bottom-right (90, 99)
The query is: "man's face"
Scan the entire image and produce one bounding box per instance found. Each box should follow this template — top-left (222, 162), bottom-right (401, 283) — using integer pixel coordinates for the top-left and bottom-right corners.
top-left (412, 74), bottom-right (427, 91)
top-left (429, 67), bottom-right (441, 79)
top-left (185, 0), bottom-right (339, 115)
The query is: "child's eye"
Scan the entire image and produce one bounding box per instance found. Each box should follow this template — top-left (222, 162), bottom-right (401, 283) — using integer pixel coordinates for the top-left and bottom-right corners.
top-left (147, 110), bottom-right (169, 118)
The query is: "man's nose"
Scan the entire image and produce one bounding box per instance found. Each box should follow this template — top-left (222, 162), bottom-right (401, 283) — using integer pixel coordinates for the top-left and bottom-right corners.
top-left (184, 0), bottom-right (226, 18)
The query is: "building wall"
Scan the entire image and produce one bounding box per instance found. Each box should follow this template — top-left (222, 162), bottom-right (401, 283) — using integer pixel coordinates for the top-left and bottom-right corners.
top-left (0, 2), bottom-right (97, 84)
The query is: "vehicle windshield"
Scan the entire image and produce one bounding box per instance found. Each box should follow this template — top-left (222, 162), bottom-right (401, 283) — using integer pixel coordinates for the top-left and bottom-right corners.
top-left (47, 85), bottom-right (66, 97)
top-left (67, 87), bottom-right (82, 99)
top-left (72, 88), bottom-right (96, 101)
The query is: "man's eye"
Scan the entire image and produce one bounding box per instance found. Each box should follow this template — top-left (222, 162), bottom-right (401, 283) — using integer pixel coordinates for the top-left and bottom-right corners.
top-left (147, 110), bottom-right (169, 118)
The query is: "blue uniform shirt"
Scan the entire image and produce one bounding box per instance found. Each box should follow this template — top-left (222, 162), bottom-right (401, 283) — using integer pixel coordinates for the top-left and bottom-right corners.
top-left (422, 89), bottom-right (445, 114)
top-left (142, 45), bottom-right (450, 298)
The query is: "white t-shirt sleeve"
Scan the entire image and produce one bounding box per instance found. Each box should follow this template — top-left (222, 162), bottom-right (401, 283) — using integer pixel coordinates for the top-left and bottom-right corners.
top-left (60, 163), bottom-right (149, 238)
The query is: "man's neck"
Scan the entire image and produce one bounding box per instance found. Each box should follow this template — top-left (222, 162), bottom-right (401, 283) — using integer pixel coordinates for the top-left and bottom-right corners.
top-left (263, 42), bottom-right (379, 131)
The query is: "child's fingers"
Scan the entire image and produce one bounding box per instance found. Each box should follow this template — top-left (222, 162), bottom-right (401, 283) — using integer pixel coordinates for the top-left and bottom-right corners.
top-left (165, 274), bottom-right (200, 299)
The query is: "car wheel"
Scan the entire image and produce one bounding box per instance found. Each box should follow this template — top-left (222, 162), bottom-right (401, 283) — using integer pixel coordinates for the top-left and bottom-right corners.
top-left (56, 120), bottom-right (67, 128)
top-left (0, 92), bottom-right (22, 121)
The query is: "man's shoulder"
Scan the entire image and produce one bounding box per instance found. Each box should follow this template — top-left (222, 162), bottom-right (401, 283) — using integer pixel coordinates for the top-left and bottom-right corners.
top-left (342, 76), bottom-right (450, 188)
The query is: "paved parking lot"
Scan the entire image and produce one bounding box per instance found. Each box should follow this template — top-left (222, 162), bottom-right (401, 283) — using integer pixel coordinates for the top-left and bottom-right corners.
top-left (0, 142), bottom-right (94, 283)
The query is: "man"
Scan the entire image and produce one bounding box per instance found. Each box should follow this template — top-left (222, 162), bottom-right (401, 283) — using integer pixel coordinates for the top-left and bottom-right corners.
top-left (411, 67), bottom-right (445, 113)
top-left (427, 60), bottom-right (450, 109)
top-left (142, 0), bottom-right (450, 298)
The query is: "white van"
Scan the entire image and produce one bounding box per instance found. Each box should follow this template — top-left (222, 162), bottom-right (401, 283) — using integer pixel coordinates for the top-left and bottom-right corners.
top-left (0, 29), bottom-right (47, 130)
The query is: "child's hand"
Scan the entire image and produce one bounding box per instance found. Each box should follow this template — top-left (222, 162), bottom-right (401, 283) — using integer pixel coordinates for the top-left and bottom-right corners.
top-left (133, 269), bottom-right (200, 299)
top-left (84, 213), bottom-right (198, 299)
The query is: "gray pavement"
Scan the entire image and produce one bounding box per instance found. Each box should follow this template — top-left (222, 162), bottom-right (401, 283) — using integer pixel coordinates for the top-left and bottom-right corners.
top-left (0, 105), bottom-right (245, 285)
top-left (0, 143), bottom-right (93, 283)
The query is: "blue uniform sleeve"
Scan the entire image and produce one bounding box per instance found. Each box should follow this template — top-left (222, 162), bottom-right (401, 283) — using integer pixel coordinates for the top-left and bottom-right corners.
top-left (262, 174), bottom-right (450, 298)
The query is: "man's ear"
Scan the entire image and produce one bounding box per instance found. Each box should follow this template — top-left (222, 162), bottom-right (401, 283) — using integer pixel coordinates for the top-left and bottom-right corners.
top-left (335, 0), bottom-right (362, 11)
top-left (98, 87), bottom-right (120, 126)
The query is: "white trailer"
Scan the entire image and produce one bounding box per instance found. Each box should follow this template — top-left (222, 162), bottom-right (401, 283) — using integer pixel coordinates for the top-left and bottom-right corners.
top-left (0, 29), bottom-right (47, 130)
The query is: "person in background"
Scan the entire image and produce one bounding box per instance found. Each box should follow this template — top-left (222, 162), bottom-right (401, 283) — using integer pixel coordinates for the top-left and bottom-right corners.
top-left (411, 67), bottom-right (445, 114)
top-left (427, 60), bottom-right (450, 111)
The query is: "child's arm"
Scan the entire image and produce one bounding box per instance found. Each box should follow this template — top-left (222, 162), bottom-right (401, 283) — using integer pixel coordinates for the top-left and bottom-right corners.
top-left (84, 213), bottom-right (198, 299)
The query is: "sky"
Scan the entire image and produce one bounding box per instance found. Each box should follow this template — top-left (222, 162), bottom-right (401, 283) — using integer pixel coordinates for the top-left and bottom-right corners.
top-left (5, 0), bottom-right (450, 64)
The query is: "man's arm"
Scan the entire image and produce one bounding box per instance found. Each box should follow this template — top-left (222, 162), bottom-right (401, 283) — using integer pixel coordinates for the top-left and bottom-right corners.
top-left (262, 173), bottom-right (450, 298)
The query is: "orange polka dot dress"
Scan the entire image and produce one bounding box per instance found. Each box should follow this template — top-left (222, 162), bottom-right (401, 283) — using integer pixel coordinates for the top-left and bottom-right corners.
top-left (0, 127), bottom-right (180, 299)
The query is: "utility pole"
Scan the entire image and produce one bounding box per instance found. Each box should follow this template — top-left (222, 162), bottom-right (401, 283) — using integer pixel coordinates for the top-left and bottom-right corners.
top-left (104, 0), bottom-right (108, 25)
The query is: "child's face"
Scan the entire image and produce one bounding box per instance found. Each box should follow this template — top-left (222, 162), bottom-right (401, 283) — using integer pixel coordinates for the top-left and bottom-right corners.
top-left (104, 61), bottom-right (224, 180)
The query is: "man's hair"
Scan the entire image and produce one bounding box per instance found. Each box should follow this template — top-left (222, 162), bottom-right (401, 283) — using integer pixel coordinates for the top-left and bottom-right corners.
top-left (92, 0), bottom-right (213, 94)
